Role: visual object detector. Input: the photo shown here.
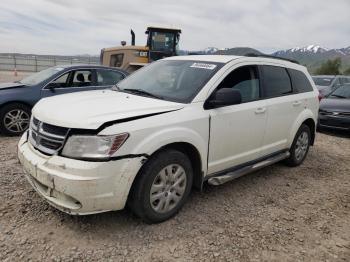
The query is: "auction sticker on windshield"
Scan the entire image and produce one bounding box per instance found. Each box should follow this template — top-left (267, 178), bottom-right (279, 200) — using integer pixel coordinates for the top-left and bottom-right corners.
top-left (190, 63), bottom-right (217, 70)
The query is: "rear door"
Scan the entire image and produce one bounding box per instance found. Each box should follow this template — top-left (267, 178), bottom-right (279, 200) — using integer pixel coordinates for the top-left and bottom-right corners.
top-left (207, 64), bottom-right (268, 174)
top-left (41, 69), bottom-right (97, 98)
top-left (259, 65), bottom-right (303, 156)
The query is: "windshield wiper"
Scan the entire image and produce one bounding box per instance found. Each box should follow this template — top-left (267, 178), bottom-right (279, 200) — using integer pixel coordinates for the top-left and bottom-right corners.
top-left (122, 88), bottom-right (164, 100)
top-left (329, 94), bottom-right (346, 99)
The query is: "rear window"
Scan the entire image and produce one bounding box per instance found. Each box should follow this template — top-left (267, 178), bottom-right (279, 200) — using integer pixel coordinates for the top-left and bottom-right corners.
top-left (312, 77), bottom-right (334, 86)
top-left (97, 69), bottom-right (124, 86)
top-left (288, 69), bottom-right (313, 93)
top-left (262, 65), bottom-right (292, 98)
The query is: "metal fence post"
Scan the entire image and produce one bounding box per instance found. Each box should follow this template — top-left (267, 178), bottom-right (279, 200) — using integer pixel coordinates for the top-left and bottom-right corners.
top-left (54, 57), bottom-right (56, 66)
top-left (35, 56), bottom-right (38, 72)
top-left (13, 54), bottom-right (16, 70)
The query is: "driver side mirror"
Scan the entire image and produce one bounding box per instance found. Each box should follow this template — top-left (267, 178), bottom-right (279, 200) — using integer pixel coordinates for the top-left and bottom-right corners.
top-left (46, 82), bottom-right (59, 92)
top-left (204, 88), bottom-right (242, 109)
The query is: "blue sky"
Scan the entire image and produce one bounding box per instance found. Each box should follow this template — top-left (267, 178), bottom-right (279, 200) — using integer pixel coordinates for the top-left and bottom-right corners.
top-left (0, 0), bottom-right (349, 55)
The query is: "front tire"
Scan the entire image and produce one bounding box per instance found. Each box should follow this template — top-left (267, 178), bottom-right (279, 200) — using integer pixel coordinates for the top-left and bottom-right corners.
top-left (128, 149), bottom-right (193, 224)
top-left (285, 124), bottom-right (311, 167)
top-left (0, 103), bottom-right (31, 136)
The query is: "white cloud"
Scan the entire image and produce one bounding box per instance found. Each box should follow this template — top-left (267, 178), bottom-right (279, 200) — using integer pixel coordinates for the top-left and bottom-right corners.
top-left (0, 0), bottom-right (349, 55)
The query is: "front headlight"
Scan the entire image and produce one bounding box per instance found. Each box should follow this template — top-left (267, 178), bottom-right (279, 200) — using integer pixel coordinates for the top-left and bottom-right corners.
top-left (61, 133), bottom-right (129, 160)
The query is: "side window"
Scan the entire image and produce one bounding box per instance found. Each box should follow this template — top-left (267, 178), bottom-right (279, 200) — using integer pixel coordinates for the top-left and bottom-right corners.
top-left (51, 72), bottom-right (70, 88)
top-left (262, 65), bottom-right (292, 98)
top-left (340, 77), bottom-right (350, 84)
top-left (288, 69), bottom-right (313, 93)
top-left (216, 66), bottom-right (260, 103)
top-left (97, 70), bottom-right (124, 86)
top-left (110, 54), bottom-right (124, 67)
top-left (72, 70), bottom-right (92, 87)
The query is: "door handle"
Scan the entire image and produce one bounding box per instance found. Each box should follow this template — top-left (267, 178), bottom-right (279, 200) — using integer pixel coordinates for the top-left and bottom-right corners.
top-left (293, 101), bottom-right (302, 106)
top-left (255, 107), bottom-right (266, 114)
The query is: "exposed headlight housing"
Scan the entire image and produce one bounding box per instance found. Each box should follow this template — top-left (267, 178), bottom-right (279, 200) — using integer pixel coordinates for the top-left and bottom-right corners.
top-left (61, 133), bottom-right (129, 160)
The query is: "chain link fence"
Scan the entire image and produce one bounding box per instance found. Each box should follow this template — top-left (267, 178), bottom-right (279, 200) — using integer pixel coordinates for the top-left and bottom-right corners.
top-left (0, 54), bottom-right (100, 72)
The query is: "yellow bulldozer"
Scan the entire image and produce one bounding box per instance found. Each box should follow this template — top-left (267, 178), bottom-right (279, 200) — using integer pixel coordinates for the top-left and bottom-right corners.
top-left (100, 27), bottom-right (182, 73)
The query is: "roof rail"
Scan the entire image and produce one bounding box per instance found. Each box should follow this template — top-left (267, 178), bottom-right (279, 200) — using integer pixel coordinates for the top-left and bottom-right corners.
top-left (244, 53), bottom-right (300, 64)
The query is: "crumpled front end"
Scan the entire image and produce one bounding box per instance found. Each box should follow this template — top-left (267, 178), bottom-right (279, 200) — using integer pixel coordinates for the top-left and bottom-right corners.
top-left (18, 132), bottom-right (145, 215)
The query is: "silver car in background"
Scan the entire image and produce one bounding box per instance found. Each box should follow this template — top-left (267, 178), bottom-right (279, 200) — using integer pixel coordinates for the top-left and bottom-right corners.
top-left (312, 75), bottom-right (350, 97)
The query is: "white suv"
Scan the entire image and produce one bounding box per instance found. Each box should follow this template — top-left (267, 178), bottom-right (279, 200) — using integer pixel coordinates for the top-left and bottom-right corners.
top-left (18, 55), bottom-right (319, 223)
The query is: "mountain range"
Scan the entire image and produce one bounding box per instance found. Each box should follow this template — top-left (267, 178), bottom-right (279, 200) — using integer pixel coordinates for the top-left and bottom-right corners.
top-left (271, 45), bottom-right (350, 72)
top-left (199, 45), bottom-right (350, 73)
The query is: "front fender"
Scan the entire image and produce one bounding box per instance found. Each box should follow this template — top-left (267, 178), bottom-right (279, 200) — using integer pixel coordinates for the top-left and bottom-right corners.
top-left (130, 126), bottom-right (208, 173)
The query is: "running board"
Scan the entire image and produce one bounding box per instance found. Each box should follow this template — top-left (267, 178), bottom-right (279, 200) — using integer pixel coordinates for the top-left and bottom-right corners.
top-left (207, 151), bottom-right (290, 186)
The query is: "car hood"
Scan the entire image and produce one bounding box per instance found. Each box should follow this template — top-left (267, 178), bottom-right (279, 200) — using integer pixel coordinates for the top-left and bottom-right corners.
top-left (320, 98), bottom-right (350, 113)
top-left (33, 89), bottom-right (184, 129)
top-left (0, 82), bottom-right (26, 90)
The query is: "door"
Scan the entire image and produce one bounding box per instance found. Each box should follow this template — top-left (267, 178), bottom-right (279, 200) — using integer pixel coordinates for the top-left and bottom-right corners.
top-left (95, 69), bottom-right (125, 90)
top-left (259, 65), bottom-right (303, 156)
top-left (207, 65), bottom-right (268, 174)
top-left (41, 69), bottom-right (97, 98)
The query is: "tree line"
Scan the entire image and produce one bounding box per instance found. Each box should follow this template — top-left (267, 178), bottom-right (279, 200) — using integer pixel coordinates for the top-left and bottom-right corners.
top-left (314, 57), bottom-right (350, 75)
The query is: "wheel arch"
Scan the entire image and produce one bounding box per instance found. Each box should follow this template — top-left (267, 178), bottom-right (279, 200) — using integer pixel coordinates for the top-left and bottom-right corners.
top-left (153, 142), bottom-right (204, 190)
top-left (127, 140), bottom-right (204, 203)
top-left (0, 101), bottom-right (33, 112)
top-left (288, 110), bottom-right (316, 147)
top-left (302, 118), bottom-right (316, 145)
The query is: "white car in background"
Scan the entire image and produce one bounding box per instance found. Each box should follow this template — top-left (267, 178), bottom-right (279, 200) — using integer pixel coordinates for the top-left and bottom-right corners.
top-left (18, 55), bottom-right (319, 223)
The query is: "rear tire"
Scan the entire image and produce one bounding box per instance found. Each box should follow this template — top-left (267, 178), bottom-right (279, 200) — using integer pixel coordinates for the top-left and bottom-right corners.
top-left (0, 103), bottom-right (31, 136)
top-left (128, 149), bottom-right (193, 224)
top-left (285, 124), bottom-right (311, 167)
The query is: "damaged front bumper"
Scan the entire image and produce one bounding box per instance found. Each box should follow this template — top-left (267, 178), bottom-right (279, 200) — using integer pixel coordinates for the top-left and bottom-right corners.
top-left (17, 132), bottom-right (145, 215)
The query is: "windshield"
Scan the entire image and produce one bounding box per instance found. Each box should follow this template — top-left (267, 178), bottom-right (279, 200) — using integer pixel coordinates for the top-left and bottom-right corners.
top-left (328, 84), bottom-right (350, 99)
top-left (312, 76), bottom-right (334, 87)
top-left (19, 67), bottom-right (64, 85)
top-left (117, 60), bottom-right (223, 103)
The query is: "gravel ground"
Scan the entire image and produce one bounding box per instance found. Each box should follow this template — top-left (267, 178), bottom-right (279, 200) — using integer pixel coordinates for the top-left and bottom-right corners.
top-left (0, 131), bottom-right (349, 261)
top-left (0, 73), bottom-right (350, 261)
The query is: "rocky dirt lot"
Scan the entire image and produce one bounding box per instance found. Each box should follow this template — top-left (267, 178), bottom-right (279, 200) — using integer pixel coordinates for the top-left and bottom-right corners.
top-left (0, 131), bottom-right (349, 262)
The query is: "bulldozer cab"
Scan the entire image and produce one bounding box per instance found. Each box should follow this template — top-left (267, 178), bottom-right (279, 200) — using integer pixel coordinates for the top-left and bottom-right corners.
top-left (146, 27), bottom-right (181, 62)
top-left (101, 26), bottom-right (181, 73)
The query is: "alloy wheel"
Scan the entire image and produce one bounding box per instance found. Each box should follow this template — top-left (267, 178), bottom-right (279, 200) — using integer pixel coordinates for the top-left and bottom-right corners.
top-left (3, 109), bottom-right (30, 133)
top-left (295, 131), bottom-right (309, 161)
top-left (150, 164), bottom-right (187, 214)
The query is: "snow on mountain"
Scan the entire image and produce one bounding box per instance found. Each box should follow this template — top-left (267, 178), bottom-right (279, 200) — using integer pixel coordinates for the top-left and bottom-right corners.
top-left (273, 45), bottom-right (350, 57)
top-left (203, 47), bottom-right (229, 54)
top-left (338, 46), bottom-right (350, 55)
top-left (276, 45), bottom-right (329, 55)
top-left (203, 47), bottom-right (219, 54)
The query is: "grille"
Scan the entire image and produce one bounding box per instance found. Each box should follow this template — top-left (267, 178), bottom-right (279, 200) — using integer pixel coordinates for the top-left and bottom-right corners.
top-left (29, 117), bottom-right (70, 155)
top-left (319, 110), bottom-right (350, 117)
